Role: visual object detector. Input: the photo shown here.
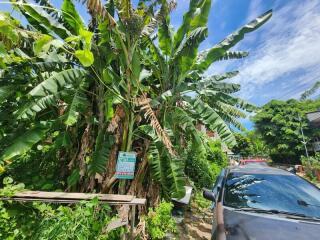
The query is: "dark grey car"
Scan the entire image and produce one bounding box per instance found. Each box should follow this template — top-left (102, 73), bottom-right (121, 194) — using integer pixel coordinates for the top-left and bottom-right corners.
top-left (203, 164), bottom-right (320, 240)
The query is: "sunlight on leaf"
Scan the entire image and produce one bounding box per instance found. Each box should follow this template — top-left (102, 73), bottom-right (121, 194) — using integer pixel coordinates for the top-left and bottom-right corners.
top-left (75, 49), bottom-right (94, 67)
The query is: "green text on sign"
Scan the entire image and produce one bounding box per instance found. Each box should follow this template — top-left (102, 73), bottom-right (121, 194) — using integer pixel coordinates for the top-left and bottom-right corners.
top-left (115, 151), bottom-right (137, 179)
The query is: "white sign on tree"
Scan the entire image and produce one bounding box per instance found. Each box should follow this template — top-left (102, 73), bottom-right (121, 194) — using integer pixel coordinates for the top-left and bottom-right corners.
top-left (115, 152), bottom-right (137, 179)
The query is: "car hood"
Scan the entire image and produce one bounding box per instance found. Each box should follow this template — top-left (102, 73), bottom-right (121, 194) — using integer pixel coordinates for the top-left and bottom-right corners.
top-left (223, 208), bottom-right (320, 240)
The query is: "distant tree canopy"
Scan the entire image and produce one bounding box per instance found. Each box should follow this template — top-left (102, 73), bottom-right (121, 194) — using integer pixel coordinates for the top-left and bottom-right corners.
top-left (232, 133), bottom-right (251, 157)
top-left (252, 99), bottom-right (320, 164)
top-left (232, 131), bottom-right (269, 158)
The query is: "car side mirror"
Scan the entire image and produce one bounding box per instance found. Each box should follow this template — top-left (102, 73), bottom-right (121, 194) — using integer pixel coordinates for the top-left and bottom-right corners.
top-left (203, 189), bottom-right (216, 202)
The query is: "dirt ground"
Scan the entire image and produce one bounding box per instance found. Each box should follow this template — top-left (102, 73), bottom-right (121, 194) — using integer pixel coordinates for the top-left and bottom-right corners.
top-left (172, 202), bottom-right (213, 240)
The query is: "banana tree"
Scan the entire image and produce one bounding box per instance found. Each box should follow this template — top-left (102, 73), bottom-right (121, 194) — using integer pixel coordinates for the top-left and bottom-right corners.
top-left (136, 0), bottom-right (271, 197)
top-left (0, 0), bottom-right (178, 196)
top-left (0, 0), bottom-right (272, 201)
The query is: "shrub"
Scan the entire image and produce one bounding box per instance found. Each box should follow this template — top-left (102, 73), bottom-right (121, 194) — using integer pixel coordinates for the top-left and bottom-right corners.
top-left (193, 191), bottom-right (211, 209)
top-left (206, 140), bottom-right (228, 167)
top-left (185, 152), bottom-right (214, 188)
top-left (0, 201), bottom-right (40, 239)
top-left (185, 137), bottom-right (228, 189)
top-left (145, 201), bottom-right (176, 239)
top-left (301, 154), bottom-right (320, 169)
top-left (209, 162), bottom-right (222, 181)
top-left (0, 178), bottom-right (123, 240)
top-left (0, 177), bottom-right (25, 197)
top-left (0, 201), bottom-right (20, 239)
top-left (0, 198), bottom-right (123, 240)
top-left (33, 198), bottom-right (123, 240)
top-left (0, 177), bottom-right (38, 239)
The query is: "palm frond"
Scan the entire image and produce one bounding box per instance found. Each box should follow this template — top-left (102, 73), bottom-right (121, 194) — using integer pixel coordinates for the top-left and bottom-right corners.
top-left (116, 0), bottom-right (132, 18)
top-left (135, 95), bottom-right (175, 155)
top-left (300, 81), bottom-right (320, 100)
top-left (33, 0), bottom-right (59, 19)
top-left (0, 86), bottom-right (15, 102)
top-left (216, 92), bottom-right (257, 112)
top-left (79, 0), bottom-right (106, 16)
top-left (188, 0), bottom-right (211, 33)
top-left (15, 2), bottom-right (71, 38)
top-left (148, 143), bottom-right (169, 194)
top-left (88, 134), bottom-right (114, 175)
top-left (29, 69), bottom-right (87, 97)
top-left (213, 101), bottom-right (247, 119)
top-left (64, 88), bottom-right (89, 126)
top-left (193, 10), bottom-right (272, 72)
top-left (218, 51), bottom-right (249, 61)
top-left (211, 102), bottom-right (246, 131)
top-left (61, 0), bottom-right (85, 35)
top-left (145, 129), bottom-right (185, 199)
top-left (141, 0), bottom-right (176, 37)
top-left (220, 113), bottom-right (245, 131)
top-left (173, 0), bottom-right (210, 50)
top-left (196, 77), bottom-right (241, 94)
top-left (203, 71), bottom-right (239, 81)
top-left (143, 37), bottom-right (165, 71)
top-left (80, 0), bottom-right (117, 25)
top-left (158, 2), bottom-right (172, 56)
top-left (169, 107), bottom-right (202, 146)
top-left (192, 98), bottom-right (236, 146)
top-left (15, 94), bottom-right (58, 120)
top-left (0, 124), bottom-right (50, 161)
top-left (199, 89), bottom-right (256, 112)
top-left (173, 27), bottom-right (208, 75)
top-left (167, 156), bottom-right (185, 198)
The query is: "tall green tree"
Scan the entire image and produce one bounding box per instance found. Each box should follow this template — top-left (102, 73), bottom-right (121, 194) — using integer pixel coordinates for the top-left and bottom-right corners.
top-left (252, 99), bottom-right (320, 164)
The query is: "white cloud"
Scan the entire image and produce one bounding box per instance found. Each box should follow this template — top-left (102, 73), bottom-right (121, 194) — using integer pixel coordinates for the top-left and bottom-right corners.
top-left (246, 0), bottom-right (264, 22)
top-left (209, 0), bottom-right (320, 104)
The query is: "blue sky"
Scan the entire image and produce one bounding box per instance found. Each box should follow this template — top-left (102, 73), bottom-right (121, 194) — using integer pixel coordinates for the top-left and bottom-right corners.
top-left (1, 0), bottom-right (320, 129)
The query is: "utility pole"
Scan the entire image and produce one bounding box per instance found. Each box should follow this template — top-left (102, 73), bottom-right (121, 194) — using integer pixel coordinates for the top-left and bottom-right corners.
top-left (298, 113), bottom-right (309, 158)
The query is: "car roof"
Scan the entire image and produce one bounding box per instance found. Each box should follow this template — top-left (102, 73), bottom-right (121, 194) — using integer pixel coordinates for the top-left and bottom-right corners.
top-left (240, 159), bottom-right (266, 162)
top-left (229, 164), bottom-right (293, 175)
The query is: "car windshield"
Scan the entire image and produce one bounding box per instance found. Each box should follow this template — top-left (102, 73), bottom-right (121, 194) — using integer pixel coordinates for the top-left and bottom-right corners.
top-left (224, 172), bottom-right (320, 218)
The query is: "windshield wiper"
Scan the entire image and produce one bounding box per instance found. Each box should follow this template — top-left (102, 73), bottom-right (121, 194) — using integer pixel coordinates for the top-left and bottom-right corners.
top-left (234, 207), bottom-right (305, 216)
top-left (233, 207), bottom-right (320, 221)
top-left (297, 200), bottom-right (320, 208)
